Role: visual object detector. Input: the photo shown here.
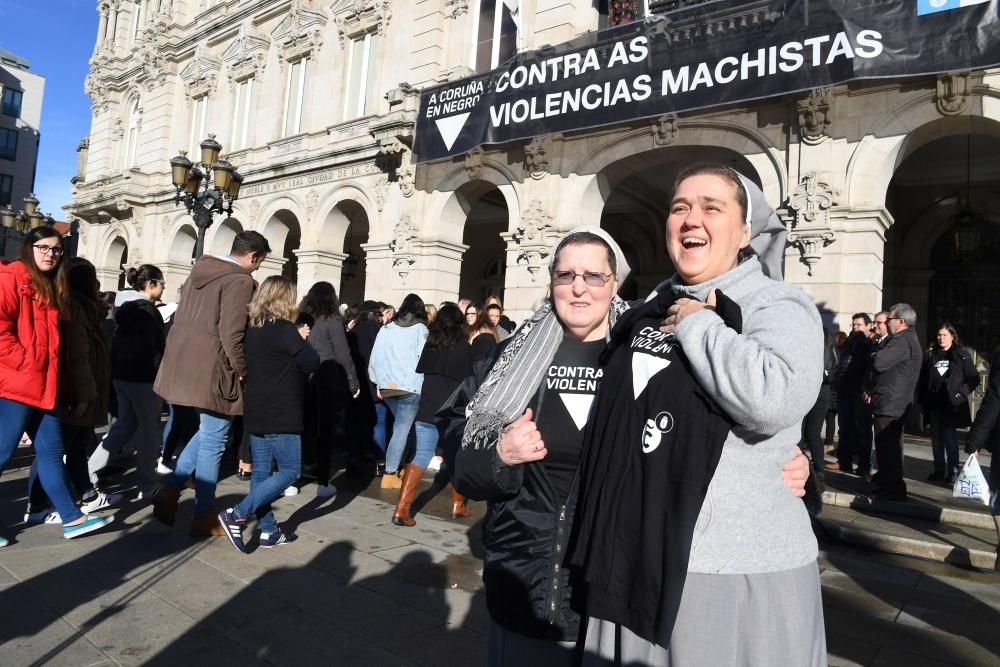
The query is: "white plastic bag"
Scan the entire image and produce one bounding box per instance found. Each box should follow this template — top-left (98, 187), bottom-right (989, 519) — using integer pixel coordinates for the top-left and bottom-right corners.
top-left (953, 453), bottom-right (991, 506)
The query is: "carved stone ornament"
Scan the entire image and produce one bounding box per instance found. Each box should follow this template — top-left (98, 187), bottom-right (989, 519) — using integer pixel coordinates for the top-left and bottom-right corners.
top-left (397, 149), bottom-right (415, 198)
top-left (305, 189), bottom-right (320, 218)
top-left (651, 113), bottom-right (678, 147)
top-left (797, 87), bottom-right (833, 145)
top-left (524, 136), bottom-right (550, 180)
top-left (935, 72), bottom-right (971, 116)
top-left (389, 214), bottom-right (417, 281)
top-left (179, 45), bottom-right (222, 99)
top-left (514, 200), bottom-right (554, 283)
top-left (85, 56), bottom-right (113, 114)
top-left (136, 16), bottom-right (171, 88)
top-left (373, 176), bottom-right (389, 212)
top-left (223, 22), bottom-right (271, 82)
top-left (465, 147), bottom-right (483, 181)
top-left (329, 0), bottom-right (392, 49)
top-left (273, 0), bottom-right (328, 65)
top-left (444, 0), bottom-right (469, 19)
top-left (247, 199), bottom-right (262, 225)
top-left (784, 172), bottom-right (840, 276)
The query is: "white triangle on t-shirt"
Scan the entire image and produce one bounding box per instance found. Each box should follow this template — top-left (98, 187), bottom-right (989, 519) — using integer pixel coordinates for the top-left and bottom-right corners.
top-left (435, 113), bottom-right (470, 151)
top-left (559, 393), bottom-right (596, 431)
top-left (632, 353), bottom-right (671, 399)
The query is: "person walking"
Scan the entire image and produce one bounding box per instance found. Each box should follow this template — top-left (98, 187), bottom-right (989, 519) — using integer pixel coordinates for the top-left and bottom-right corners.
top-left (918, 323), bottom-right (979, 483)
top-left (0, 227), bottom-right (114, 544)
top-left (218, 277), bottom-right (320, 551)
top-left (297, 281), bottom-right (359, 498)
top-left (87, 265), bottom-right (166, 502)
top-left (867, 303), bottom-right (922, 501)
top-left (391, 303), bottom-right (474, 526)
top-left (152, 230), bottom-right (270, 537)
top-left (346, 302), bottom-right (388, 474)
top-left (368, 294), bottom-right (429, 484)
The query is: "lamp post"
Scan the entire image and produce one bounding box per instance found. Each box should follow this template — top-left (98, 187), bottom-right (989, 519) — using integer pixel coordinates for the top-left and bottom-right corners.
top-left (1, 193), bottom-right (53, 260)
top-left (168, 134), bottom-right (244, 259)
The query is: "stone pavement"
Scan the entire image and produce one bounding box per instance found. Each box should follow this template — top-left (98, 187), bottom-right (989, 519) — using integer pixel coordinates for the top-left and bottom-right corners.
top-left (0, 442), bottom-right (998, 666)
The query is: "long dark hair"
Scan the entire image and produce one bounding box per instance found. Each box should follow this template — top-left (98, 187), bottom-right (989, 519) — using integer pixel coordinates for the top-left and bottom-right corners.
top-left (394, 293), bottom-right (428, 323)
top-left (934, 322), bottom-right (961, 350)
top-left (426, 304), bottom-right (467, 351)
top-left (19, 226), bottom-right (70, 318)
top-left (468, 308), bottom-right (499, 342)
top-left (67, 257), bottom-right (100, 303)
top-left (125, 264), bottom-right (164, 291)
top-left (299, 281), bottom-right (341, 319)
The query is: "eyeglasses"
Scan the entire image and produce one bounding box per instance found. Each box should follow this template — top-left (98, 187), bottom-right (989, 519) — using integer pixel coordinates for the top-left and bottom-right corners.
top-left (149, 279), bottom-right (166, 287)
top-left (886, 317), bottom-right (901, 323)
top-left (874, 320), bottom-right (888, 325)
top-left (33, 244), bottom-right (64, 256)
top-left (551, 270), bottom-right (612, 287)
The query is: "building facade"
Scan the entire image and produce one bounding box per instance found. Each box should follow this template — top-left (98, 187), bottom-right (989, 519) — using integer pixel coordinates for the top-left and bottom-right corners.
top-left (66, 0), bottom-right (1000, 363)
top-left (0, 48), bottom-right (45, 212)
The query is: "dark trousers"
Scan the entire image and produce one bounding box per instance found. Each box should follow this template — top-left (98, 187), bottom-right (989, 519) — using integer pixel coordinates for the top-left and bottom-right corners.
top-left (873, 413), bottom-right (908, 497)
top-left (161, 403), bottom-right (198, 464)
top-left (303, 376), bottom-right (346, 485)
top-left (836, 394), bottom-right (873, 473)
top-left (801, 385), bottom-right (831, 498)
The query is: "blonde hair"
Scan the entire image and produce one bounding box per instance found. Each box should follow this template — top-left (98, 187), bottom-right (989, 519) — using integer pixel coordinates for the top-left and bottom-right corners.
top-left (248, 276), bottom-right (298, 327)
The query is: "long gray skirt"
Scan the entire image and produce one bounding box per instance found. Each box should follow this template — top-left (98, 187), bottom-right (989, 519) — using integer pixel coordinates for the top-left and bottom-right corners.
top-left (582, 562), bottom-right (827, 666)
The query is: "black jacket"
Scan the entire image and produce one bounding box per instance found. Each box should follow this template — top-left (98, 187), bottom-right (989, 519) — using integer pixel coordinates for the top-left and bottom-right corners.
top-left (569, 289), bottom-right (735, 647)
top-left (244, 320), bottom-right (321, 434)
top-left (870, 328), bottom-right (922, 418)
top-left (111, 298), bottom-right (165, 383)
top-left (448, 339), bottom-right (585, 641)
top-left (835, 331), bottom-right (873, 395)
top-left (967, 350), bottom-right (999, 454)
top-left (415, 342), bottom-right (474, 423)
top-left (918, 346), bottom-right (980, 427)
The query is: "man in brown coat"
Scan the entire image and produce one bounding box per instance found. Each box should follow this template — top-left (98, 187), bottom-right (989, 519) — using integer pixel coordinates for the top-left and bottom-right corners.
top-left (153, 230), bottom-right (270, 536)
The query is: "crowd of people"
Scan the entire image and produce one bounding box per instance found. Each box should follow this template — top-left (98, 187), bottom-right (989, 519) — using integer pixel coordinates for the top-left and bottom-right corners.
top-left (1, 160), bottom-right (997, 664)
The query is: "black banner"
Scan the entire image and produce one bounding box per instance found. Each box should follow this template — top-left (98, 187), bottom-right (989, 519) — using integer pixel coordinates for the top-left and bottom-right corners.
top-left (413, 0), bottom-right (1000, 163)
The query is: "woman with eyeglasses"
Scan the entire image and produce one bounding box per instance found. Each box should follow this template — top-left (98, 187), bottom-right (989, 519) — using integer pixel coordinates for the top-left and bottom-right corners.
top-left (467, 302), bottom-right (500, 362)
top-left (88, 264), bottom-right (167, 503)
top-left (0, 227), bottom-right (114, 544)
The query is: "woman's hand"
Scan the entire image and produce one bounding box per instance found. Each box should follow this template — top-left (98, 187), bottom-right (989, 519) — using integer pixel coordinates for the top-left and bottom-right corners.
top-left (298, 324), bottom-right (311, 340)
top-left (497, 408), bottom-right (547, 465)
top-left (661, 290), bottom-right (717, 335)
top-left (782, 447), bottom-right (810, 498)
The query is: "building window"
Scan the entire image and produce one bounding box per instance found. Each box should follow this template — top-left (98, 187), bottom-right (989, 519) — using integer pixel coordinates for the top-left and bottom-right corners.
top-left (472, 0), bottom-right (517, 71)
top-left (0, 174), bottom-right (11, 206)
top-left (130, 0), bottom-right (144, 43)
top-left (1, 88), bottom-right (23, 118)
top-left (597, 0), bottom-right (646, 28)
top-left (189, 95), bottom-right (209, 158)
top-left (0, 128), bottom-right (17, 161)
top-left (231, 77), bottom-right (254, 151)
top-left (124, 100), bottom-right (140, 170)
top-left (283, 58), bottom-right (308, 137)
top-left (344, 34), bottom-right (379, 120)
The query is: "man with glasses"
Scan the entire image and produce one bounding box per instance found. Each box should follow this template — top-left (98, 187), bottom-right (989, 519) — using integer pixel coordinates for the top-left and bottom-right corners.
top-left (866, 304), bottom-right (922, 501)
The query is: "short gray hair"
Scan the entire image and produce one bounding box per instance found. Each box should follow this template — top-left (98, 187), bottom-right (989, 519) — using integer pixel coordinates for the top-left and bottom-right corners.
top-left (889, 303), bottom-right (917, 327)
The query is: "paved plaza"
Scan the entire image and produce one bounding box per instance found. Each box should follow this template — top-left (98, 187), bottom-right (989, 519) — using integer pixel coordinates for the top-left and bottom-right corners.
top-left (0, 442), bottom-right (997, 666)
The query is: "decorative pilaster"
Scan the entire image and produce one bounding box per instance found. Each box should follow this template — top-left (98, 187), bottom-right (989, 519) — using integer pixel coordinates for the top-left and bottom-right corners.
top-left (783, 172), bottom-right (840, 276)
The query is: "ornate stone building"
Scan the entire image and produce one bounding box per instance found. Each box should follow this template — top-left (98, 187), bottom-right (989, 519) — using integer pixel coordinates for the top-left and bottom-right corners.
top-left (66, 0), bottom-right (1000, 360)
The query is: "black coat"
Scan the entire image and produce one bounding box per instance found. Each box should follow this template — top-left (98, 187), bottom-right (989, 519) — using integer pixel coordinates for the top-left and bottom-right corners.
top-left (870, 328), bottom-right (922, 418)
top-left (968, 350), bottom-right (1000, 455)
top-left (918, 346), bottom-right (980, 428)
top-left (111, 298), bottom-right (165, 383)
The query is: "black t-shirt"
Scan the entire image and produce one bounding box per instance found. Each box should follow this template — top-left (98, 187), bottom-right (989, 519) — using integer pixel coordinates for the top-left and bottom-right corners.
top-left (244, 319), bottom-right (321, 434)
top-left (531, 335), bottom-right (606, 503)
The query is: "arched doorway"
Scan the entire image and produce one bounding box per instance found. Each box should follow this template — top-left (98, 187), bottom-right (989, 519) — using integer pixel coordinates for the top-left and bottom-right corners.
top-left (261, 210), bottom-right (301, 282)
top-left (169, 224), bottom-right (197, 263)
top-left (337, 200), bottom-right (369, 305)
top-left (596, 146), bottom-right (762, 299)
top-left (458, 181), bottom-right (509, 302)
top-left (102, 236), bottom-right (128, 291)
top-left (209, 218), bottom-right (243, 257)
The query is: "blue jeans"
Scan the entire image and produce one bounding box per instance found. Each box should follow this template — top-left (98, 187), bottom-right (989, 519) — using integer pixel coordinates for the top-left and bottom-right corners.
top-left (233, 433), bottom-right (301, 534)
top-left (373, 402), bottom-right (388, 456)
top-left (929, 408), bottom-right (959, 477)
top-left (93, 381), bottom-right (162, 495)
top-left (162, 403), bottom-right (198, 463)
top-left (384, 394), bottom-right (420, 473)
top-left (0, 398), bottom-right (83, 524)
top-left (29, 422), bottom-right (96, 508)
top-left (413, 421), bottom-right (439, 469)
top-left (170, 409), bottom-right (232, 515)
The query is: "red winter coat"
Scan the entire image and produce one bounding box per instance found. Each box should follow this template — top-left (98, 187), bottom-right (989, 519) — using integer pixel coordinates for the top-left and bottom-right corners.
top-left (0, 261), bottom-right (60, 410)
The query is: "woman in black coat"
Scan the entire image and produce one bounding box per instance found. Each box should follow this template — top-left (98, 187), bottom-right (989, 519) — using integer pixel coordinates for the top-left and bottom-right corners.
top-left (919, 323), bottom-right (980, 482)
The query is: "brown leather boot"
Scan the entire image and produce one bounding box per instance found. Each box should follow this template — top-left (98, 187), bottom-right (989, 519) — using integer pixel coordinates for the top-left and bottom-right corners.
top-left (153, 485), bottom-right (181, 526)
top-left (450, 485), bottom-right (472, 519)
top-left (391, 464), bottom-right (425, 527)
top-left (190, 512), bottom-right (225, 537)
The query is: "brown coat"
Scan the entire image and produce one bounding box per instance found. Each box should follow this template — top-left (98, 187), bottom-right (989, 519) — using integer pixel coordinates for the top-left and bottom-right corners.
top-left (58, 294), bottom-right (111, 427)
top-left (153, 256), bottom-right (255, 416)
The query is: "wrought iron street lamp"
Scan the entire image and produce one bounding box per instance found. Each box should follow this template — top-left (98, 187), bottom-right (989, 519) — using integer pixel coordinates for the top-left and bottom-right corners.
top-left (1, 193), bottom-right (54, 258)
top-left (168, 134), bottom-right (244, 259)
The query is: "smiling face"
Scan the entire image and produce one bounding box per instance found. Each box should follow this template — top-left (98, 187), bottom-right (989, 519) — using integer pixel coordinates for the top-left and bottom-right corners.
top-left (465, 306), bottom-right (477, 325)
top-left (666, 173), bottom-right (751, 285)
top-left (551, 242), bottom-right (618, 342)
top-left (32, 237), bottom-right (63, 274)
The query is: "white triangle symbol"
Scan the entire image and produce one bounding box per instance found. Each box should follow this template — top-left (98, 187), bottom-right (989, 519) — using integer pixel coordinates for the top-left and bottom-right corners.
top-left (632, 353), bottom-right (671, 399)
top-left (559, 393), bottom-right (595, 431)
top-left (434, 113), bottom-right (471, 151)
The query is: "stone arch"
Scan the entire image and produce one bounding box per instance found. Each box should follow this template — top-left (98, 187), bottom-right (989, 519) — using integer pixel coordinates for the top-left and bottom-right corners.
top-left (303, 184), bottom-right (377, 252)
top-left (425, 160), bottom-right (522, 244)
top-left (95, 225), bottom-right (131, 291)
top-left (168, 223), bottom-right (198, 262)
top-left (208, 217), bottom-right (244, 256)
top-left (259, 199), bottom-right (304, 282)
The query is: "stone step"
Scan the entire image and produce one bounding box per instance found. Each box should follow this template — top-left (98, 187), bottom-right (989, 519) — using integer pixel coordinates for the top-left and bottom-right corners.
top-left (821, 489), bottom-right (995, 530)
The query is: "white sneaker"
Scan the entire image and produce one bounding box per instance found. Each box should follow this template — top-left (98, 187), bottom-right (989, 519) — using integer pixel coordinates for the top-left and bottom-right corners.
top-left (283, 485), bottom-right (299, 497)
top-left (316, 483), bottom-right (337, 498)
top-left (156, 458), bottom-right (173, 475)
top-left (24, 507), bottom-right (61, 524)
top-left (427, 455), bottom-right (443, 471)
top-left (81, 492), bottom-right (123, 514)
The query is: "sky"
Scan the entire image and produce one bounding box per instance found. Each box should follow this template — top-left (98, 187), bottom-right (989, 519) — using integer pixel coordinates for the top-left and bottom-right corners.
top-left (2, 0), bottom-right (98, 218)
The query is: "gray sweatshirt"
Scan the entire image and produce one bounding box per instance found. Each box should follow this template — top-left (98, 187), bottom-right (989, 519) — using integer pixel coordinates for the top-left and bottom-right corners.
top-left (665, 257), bottom-right (823, 574)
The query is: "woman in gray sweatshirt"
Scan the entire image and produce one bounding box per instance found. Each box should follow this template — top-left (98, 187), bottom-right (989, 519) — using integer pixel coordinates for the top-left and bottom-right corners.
top-left (582, 164), bottom-right (827, 666)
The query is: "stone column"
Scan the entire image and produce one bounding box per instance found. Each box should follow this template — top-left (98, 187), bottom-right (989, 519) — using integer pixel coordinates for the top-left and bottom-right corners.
top-left (96, 8), bottom-right (109, 50)
top-left (406, 239), bottom-right (467, 306)
top-left (96, 266), bottom-right (122, 292)
top-left (294, 249), bottom-right (347, 298)
top-left (360, 241), bottom-right (397, 303)
top-left (157, 260), bottom-right (194, 303)
top-left (255, 256), bottom-right (288, 282)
